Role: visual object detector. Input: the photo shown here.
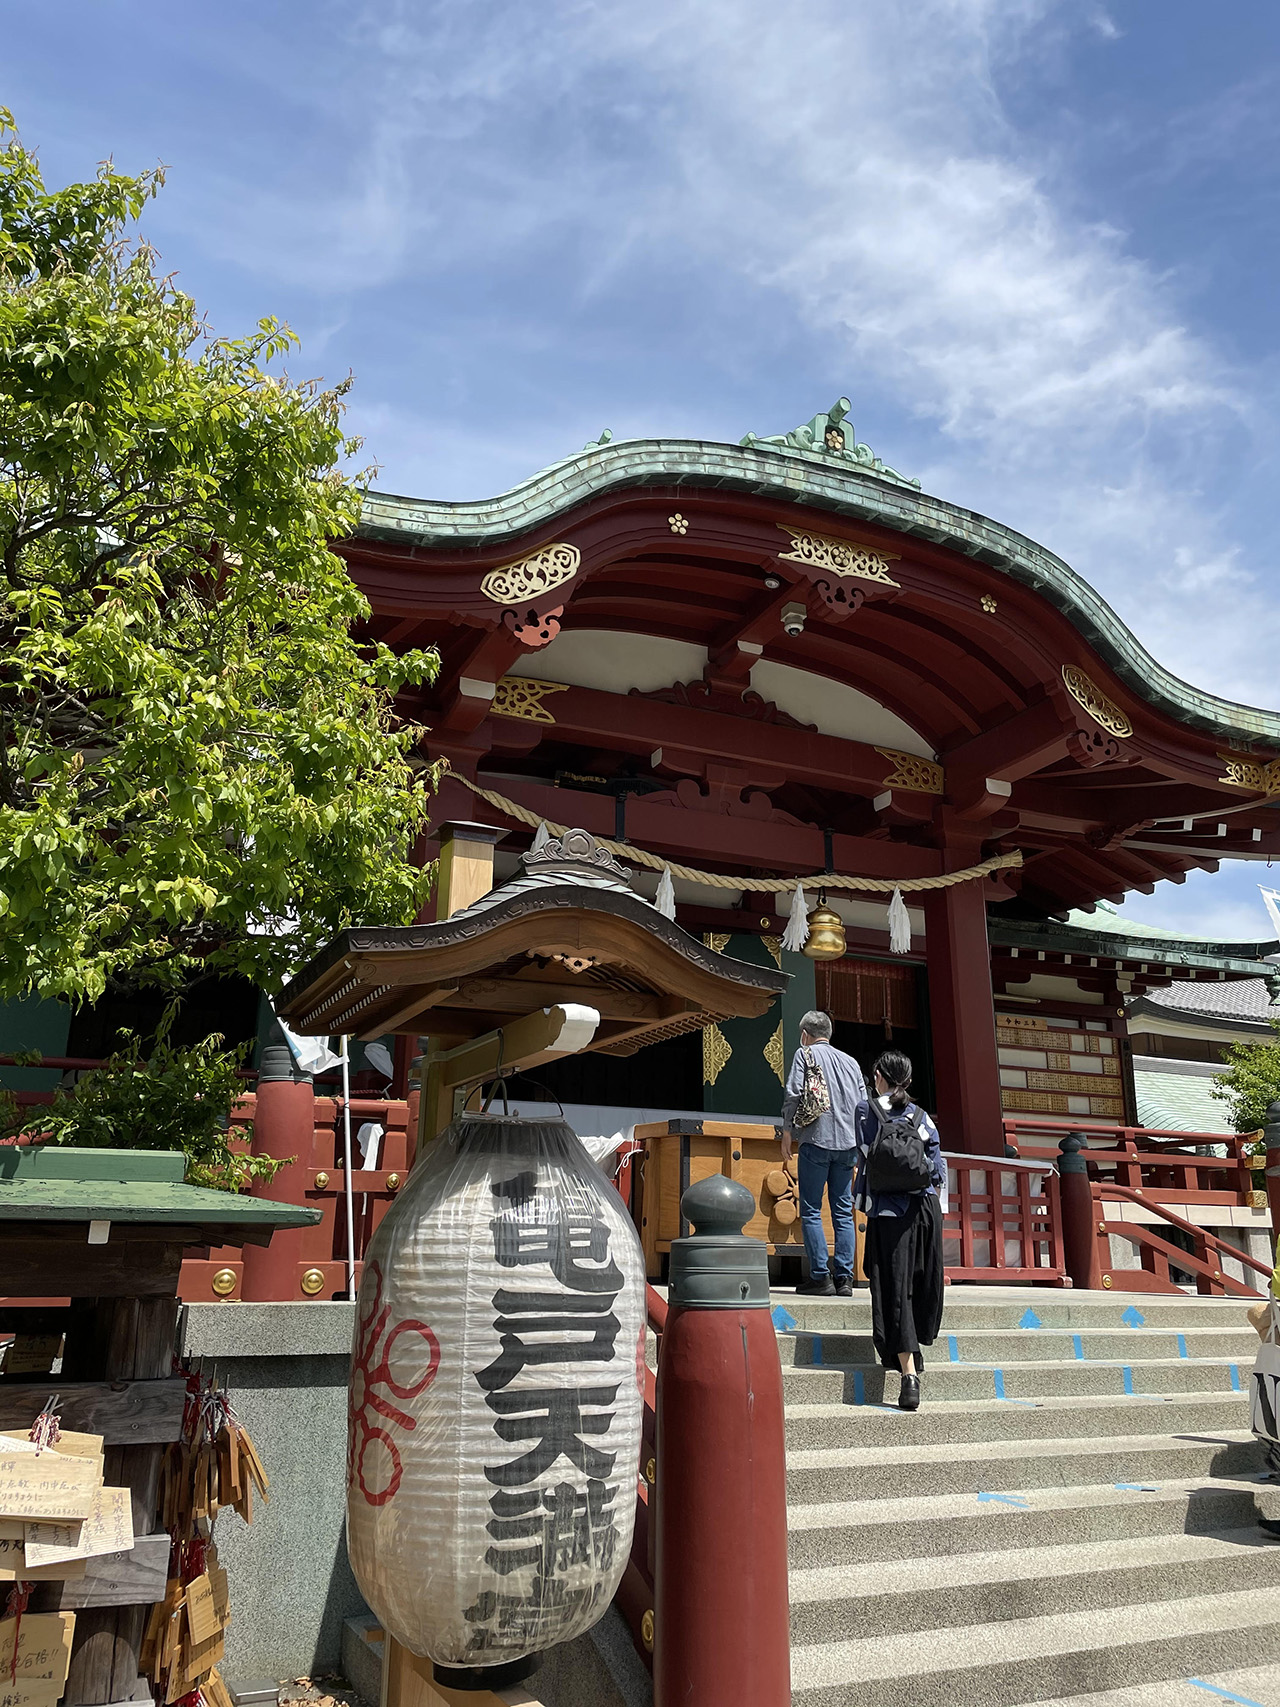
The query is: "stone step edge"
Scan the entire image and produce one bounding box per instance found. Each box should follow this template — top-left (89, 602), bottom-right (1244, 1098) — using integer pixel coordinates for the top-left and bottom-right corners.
top-left (786, 1426), bottom-right (1255, 1470)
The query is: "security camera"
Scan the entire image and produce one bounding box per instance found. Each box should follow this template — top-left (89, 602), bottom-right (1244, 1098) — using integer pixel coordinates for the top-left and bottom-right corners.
top-left (781, 601), bottom-right (807, 637)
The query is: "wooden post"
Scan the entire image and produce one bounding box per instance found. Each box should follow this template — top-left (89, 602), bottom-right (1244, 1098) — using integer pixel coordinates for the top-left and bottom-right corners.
top-left (1057, 1133), bottom-right (1104, 1291)
top-left (922, 877), bottom-right (1003, 1155)
top-left (435, 822), bottom-right (506, 918)
top-left (241, 1029), bottom-right (317, 1301)
top-left (63, 1295), bottom-right (180, 1707)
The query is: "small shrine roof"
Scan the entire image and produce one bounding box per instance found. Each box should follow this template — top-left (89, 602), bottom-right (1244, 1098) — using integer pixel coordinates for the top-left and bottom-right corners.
top-left (0, 1145), bottom-right (322, 1238)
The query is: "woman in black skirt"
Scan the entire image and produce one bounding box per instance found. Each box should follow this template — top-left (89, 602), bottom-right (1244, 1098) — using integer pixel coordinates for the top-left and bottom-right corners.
top-left (854, 1051), bottom-right (946, 1412)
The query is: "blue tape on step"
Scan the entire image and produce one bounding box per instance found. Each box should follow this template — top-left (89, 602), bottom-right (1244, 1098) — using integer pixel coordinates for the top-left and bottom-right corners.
top-left (993, 1369), bottom-right (1006, 1399)
top-left (948, 1334), bottom-right (960, 1363)
top-left (811, 1336), bottom-right (823, 1367)
top-left (1073, 1334), bottom-right (1085, 1361)
top-left (853, 1370), bottom-right (865, 1406)
top-left (1177, 1332), bottom-right (1188, 1359)
top-left (1123, 1366), bottom-right (1134, 1396)
top-left (1188, 1680), bottom-right (1266, 1706)
top-left (1231, 1364), bottom-right (1242, 1392)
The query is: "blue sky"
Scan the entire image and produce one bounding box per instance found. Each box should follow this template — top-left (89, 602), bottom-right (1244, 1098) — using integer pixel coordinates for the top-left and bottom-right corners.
top-left (7, 1), bottom-right (1280, 941)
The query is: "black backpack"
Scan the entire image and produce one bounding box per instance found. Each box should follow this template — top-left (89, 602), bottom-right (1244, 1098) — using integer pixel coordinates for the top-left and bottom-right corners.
top-left (865, 1100), bottom-right (932, 1195)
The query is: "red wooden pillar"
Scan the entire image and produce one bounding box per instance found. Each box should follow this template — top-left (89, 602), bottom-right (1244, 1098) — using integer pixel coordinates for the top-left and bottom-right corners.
top-left (240, 1031), bottom-right (317, 1301)
top-left (923, 875), bottom-right (1003, 1155)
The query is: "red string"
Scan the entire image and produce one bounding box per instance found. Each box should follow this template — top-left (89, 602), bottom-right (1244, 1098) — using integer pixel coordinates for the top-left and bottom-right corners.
top-left (5, 1582), bottom-right (31, 1683)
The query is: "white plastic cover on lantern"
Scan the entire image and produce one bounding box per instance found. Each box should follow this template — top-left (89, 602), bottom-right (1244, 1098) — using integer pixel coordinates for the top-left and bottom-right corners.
top-left (346, 1112), bottom-right (646, 1671)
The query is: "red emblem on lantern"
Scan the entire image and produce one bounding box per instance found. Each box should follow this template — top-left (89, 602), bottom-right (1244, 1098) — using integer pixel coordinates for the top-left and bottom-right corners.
top-left (349, 1260), bottom-right (441, 1506)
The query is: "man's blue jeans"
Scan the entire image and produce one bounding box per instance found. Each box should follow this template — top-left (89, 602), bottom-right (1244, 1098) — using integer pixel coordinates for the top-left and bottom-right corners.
top-left (797, 1142), bottom-right (856, 1281)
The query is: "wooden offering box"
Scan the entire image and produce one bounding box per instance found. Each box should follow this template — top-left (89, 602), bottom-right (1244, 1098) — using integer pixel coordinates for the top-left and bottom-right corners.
top-left (630, 1120), bottom-right (865, 1280)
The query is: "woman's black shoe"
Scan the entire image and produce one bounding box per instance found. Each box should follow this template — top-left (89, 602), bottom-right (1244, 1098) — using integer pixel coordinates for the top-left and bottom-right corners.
top-left (898, 1374), bottom-right (921, 1412)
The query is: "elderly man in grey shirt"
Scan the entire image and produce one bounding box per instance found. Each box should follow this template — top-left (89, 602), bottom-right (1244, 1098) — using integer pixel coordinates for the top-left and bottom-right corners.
top-left (781, 1009), bottom-right (867, 1296)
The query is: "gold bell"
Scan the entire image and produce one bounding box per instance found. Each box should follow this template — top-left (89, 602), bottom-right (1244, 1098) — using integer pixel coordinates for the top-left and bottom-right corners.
top-left (802, 903), bottom-right (847, 960)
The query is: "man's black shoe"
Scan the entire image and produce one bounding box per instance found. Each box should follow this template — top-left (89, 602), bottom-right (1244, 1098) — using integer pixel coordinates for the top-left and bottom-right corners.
top-left (797, 1276), bottom-right (835, 1296)
top-left (833, 1277), bottom-right (855, 1297)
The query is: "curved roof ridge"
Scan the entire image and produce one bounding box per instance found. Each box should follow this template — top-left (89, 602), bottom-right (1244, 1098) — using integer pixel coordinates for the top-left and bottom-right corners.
top-left (357, 435), bottom-right (1280, 749)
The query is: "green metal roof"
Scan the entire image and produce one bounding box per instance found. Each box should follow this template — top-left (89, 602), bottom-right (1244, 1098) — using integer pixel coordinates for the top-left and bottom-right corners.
top-left (988, 913), bottom-right (1279, 981)
top-left (1133, 1070), bottom-right (1234, 1136)
top-left (357, 435), bottom-right (1280, 750)
top-left (0, 1146), bottom-right (321, 1227)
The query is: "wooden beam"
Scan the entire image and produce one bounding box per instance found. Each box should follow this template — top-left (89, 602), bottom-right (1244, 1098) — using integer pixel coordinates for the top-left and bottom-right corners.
top-left (0, 1379), bottom-right (187, 1443)
top-left (941, 697), bottom-right (1073, 784)
top-left (444, 977), bottom-right (666, 1020)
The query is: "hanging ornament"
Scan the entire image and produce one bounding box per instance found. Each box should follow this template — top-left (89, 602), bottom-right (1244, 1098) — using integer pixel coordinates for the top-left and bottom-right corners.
top-left (654, 866), bottom-right (677, 920)
top-left (346, 1113), bottom-right (646, 1682)
top-left (801, 898), bottom-right (847, 961)
top-left (781, 884), bottom-right (809, 954)
top-left (888, 888), bottom-right (912, 954)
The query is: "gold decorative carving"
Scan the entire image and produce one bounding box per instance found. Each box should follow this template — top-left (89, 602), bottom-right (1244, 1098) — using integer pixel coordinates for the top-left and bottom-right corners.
top-left (876, 748), bottom-right (944, 794)
top-left (211, 1267), bottom-right (238, 1297)
top-left (764, 1020), bottom-right (785, 1085)
top-left (491, 676), bottom-right (569, 723)
top-left (300, 1267), bottom-right (326, 1296)
top-left (1060, 665), bottom-right (1132, 739)
top-left (703, 1022), bottom-right (732, 1087)
top-left (980, 594), bottom-right (998, 613)
top-left (776, 525), bottom-right (900, 586)
top-left (703, 932), bottom-right (731, 954)
top-left (668, 513), bottom-right (689, 535)
top-left (762, 935), bottom-right (783, 968)
top-left (1218, 752), bottom-right (1280, 795)
top-left (481, 542), bottom-right (581, 606)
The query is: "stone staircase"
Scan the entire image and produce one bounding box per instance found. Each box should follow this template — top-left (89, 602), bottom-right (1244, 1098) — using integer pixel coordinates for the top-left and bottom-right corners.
top-left (777, 1285), bottom-right (1280, 1707)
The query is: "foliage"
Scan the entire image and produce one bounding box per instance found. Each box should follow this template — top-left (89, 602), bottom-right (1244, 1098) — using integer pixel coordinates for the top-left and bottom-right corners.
top-left (14, 1023), bottom-right (283, 1192)
top-left (1211, 1017), bottom-right (1280, 1135)
top-left (0, 110), bottom-right (440, 1006)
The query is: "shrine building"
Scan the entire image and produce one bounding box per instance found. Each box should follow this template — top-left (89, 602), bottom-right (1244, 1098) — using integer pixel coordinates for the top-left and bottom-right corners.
top-left (333, 399), bottom-right (1280, 1153)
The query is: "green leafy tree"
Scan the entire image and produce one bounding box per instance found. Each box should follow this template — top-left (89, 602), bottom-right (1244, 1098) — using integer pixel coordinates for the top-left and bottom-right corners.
top-left (0, 111), bottom-right (439, 1008)
top-left (1212, 1018), bottom-right (1280, 1136)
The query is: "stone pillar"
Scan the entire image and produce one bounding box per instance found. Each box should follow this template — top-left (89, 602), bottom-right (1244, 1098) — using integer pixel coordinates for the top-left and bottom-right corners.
top-left (922, 877), bottom-right (1003, 1155)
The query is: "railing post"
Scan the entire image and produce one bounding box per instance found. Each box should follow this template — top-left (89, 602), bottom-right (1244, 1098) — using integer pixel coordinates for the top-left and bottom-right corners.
top-left (1265, 1102), bottom-right (1280, 1265)
top-left (654, 1175), bottom-right (790, 1707)
top-left (1058, 1133), bottom-right (1104, 1291)
top-left (240, 1027), bottom-right (316, 1301)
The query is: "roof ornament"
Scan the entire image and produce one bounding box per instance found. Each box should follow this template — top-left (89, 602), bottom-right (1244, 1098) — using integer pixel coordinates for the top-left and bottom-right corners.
top-left (520, 825), bottom-right (634, 886)
top-left (740, 397), bottom-right (921, 490)
top-left (582, 428), bottom-right (613, 451)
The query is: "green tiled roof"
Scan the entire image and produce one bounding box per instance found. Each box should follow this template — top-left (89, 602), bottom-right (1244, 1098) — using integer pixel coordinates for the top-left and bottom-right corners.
top-left (1132, 1071), bottom-right (1234, 1136)
top-left (357, 436), bottom-right (1280, 748)
top-left (0, 1146), bottom-right (320, 1227)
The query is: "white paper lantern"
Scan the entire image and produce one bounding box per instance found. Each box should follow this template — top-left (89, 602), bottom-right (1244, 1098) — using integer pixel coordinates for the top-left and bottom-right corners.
top-left (346, 1113), bottom-right (647, 1672)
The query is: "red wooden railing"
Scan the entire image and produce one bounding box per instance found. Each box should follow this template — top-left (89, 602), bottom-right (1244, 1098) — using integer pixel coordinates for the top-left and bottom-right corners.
top-left (1091, 1181), bottom-right (1270, 1298)
top-left (1005, 1116), bottom-right (1262, 1207)
top-left (941, 1152), bottom-right (1067, 1284)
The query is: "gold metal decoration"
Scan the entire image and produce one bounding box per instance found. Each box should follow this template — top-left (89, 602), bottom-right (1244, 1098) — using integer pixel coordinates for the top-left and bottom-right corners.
top-left (644, 1457), bottom-right (656, 1485)
top-left (876, 747), bottom-right (944, 795)
top-left (300, 1267), bottom-right (327, 1296)
top-left (703, 932), bottom-right (731, 954)
top-left (764, 1020), bottom-right (786, 1084)
top-left (386, 1172), bottom-right (402, 1193)
top-left (641, 1609), bottom-right (655, 1652)
top-left (1060, 665), bottom-right (1133, 739)
top-left (491, 676), bottom-right (570, 723)
top-left (314, 1170), bottom-right (330, 1190)
top-left (668, 512), bottom-right (689, 534)
top-left (1218, 752), bottom-right (1280, 795)
top-left (762, 935), bottom-right (783, 969)
top-left (802, 904), bottom-right (847, 960)
top-left (211, 1267), bottom-right (238, 1297)
top-left (776, 524), bottom-right (900, 586)
top-left (1252, 1189), bottom-right (1269, 1210)
top-left (480, 542), bottom-right (581, 606)
top-left (703, 1022), bottom-right (732, 1086)
top-left (980, 594), bottom-right (998, 613)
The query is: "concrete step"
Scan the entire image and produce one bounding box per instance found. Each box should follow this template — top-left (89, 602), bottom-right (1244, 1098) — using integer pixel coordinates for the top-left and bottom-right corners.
top-left (771, 1289), bottom-right (1258, 1334)
top-left (789, 1526), bottom-right (1280, 1644)
top-left (786, 1427), bottom-right (1263, 1504)
top-left (1034, 1661), bottom-right (1280, 1705)
top-left (787, 1471), bottom-right (1280, 1568)
top-left (780, 1326), bottom-right (1259, 1366)
top-left (782, 1355), bottom-right (1251, 1403)
top-left (789, 1586), bottom-right (1280, 1707)
top-left (783, 1390), bottom-right (1249, 1450)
